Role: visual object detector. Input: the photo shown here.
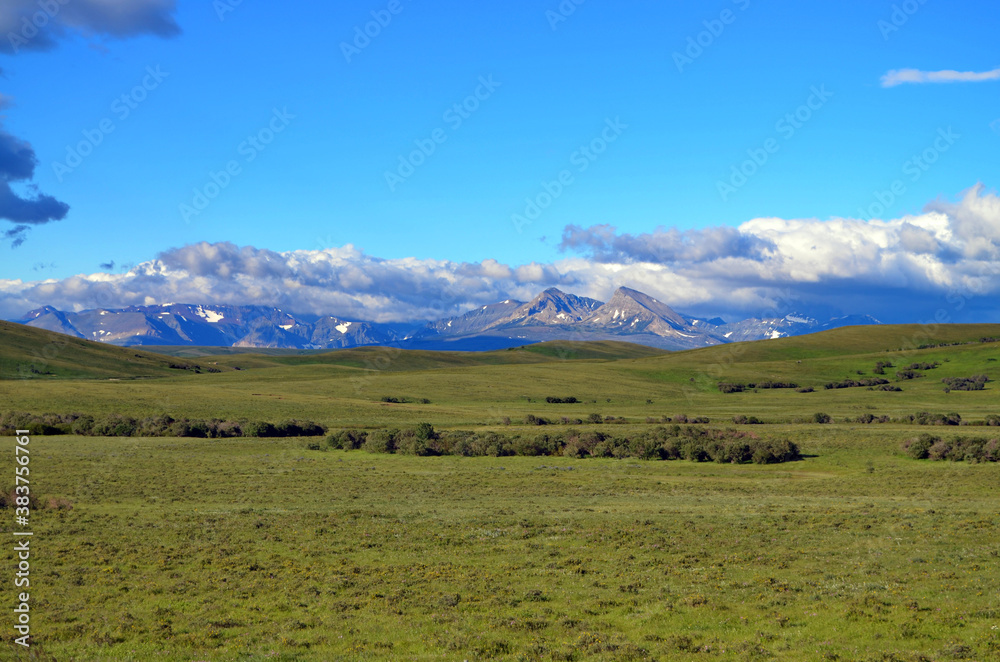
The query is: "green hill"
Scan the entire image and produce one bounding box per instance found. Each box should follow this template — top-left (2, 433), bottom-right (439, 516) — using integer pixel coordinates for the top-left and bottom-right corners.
top-left (2, 321), bottom-right (998, 426)
top-left (0, 320), bottom-right (203, 380)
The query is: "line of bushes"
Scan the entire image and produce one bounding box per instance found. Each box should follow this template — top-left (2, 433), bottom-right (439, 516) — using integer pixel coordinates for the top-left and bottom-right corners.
top-left (903, 433), bottom-right (1000, 462)
top-left (942, 375), bottom-right (988, 392)
top-left (523, 413), bottom-right (709, 426)
top-left (836, 412), bottom-right (1000, 426)
top-left (718, 381), bottom-right (798, 393)
top-left (824, 377), bottom-right (890, 389)
top-left (324, 424), bottom-right (801, 464)
top-left (0, 411), bottom-right (326, 438)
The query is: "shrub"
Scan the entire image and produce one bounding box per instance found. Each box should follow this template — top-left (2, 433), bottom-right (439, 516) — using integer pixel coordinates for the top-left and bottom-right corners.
top-left (171, 420), bottom-right (209, 438)
top-left (911, 412), bottom-right (962, 426)
top-left (825, 378), bottom-right (890, 389)
top-left (732, 415), bottom-right (762, 425)
top-left (242, 421), bottom-right (278, 438)
top-left (903, 433), bottom-right (937, 459)
top-left (397, 426), bottom-right (439, 456)
top-left (212, 420), bottom-right (244, 438)
top-left (873, 361), bottom-right (894, 375)
top-left (71, 415), bottom-right (95, 435)
top-left (813, 412), bottom-right (832, 424)
top-left (927, 439), bottom-right (952, 461)
top-left (941, 375), bottom-right (988, 391)
top-left (0, 487), bottom-right (42, 510)
top-left (364, 429), bottom-right (398, 454)
top-left (545, 396), bottom-right (579, 404)
top-left (718, 383), bottom-right (745, 394)
top-left (524, 414), bottom-right (549, 426)
top-left (92, 414), bottom-right (138, 437)
top-left (415, 422), bottom-right (436, 441)
top-left (751, 439), bottom-right (800, 464)
top-left (326, 429), bottom-right (367, 450)
top-left (752, 381), bottom-right (799, 389)
top-left (512, 434), bottom-right (560, 457)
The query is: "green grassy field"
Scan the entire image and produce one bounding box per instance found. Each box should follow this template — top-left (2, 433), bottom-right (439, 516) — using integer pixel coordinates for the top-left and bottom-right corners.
top-left (1, 323), bottom-right (999, 660)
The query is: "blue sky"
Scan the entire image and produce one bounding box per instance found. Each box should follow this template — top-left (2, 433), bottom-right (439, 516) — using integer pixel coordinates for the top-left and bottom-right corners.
top-left (1, 0), bottom-right (998, 323)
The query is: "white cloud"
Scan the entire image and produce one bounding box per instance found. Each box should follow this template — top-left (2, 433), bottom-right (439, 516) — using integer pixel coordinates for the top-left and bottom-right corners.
top-left (881, 67), bottom-right (1000, 88)
top-left (1, 186), bottom-right (998, 325)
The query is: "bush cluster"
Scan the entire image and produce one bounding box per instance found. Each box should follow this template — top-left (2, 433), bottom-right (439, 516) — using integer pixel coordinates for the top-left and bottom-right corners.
top-left (544, 396), bottom-right (579, 404)
top-left (0, 411), bottom-right (325, 439)
top-left (941, 375), bottom-right (988, 392)
top-left (903, 433), bottom-right (1000, 462)
top-left (905, 411), bottom-right (963, 426)
top-left (895, 370), bottom-right (923, 380)
top-left (325, 424), bottom-right (800, 464)
top-left (903, 361), bottom-right (940, 371)
top-left (824, 377), bottom-right (890, 389)
top-left (718, 381), bottom-right (798, 393)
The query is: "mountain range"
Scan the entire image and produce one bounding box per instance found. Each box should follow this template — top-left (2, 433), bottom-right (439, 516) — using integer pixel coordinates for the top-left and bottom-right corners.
top-left (14, 287), bottom-right (881, 351)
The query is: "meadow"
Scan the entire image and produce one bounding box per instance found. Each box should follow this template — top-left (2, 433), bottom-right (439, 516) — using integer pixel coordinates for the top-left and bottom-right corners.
top-left (1, 322), bottom-right (999, 660)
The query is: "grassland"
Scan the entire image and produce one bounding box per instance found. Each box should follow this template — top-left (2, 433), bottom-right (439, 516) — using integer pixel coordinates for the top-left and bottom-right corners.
top-left (1, 323), bottom-right (999, 660)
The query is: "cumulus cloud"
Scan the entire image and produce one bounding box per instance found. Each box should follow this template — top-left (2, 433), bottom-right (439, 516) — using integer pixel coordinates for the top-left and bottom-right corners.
top-left (0, 0), bottom-right (180, 54)
top-left (1, 187), bottom-right (998, 324)
top-left (560, 225), bottom-right (775, 264)
top-left (881, 67), bottom-right (1000, 87)
top-left (558, 185), bottom-right (1000, 322)
top-left (0, 242), bottom-right (589, 323)
top-left (0, 126), bottom-right (70, 225)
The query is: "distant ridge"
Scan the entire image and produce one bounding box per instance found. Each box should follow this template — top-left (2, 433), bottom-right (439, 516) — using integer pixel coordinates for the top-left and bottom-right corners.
top-left (12, 287), bottom-right (883, 352)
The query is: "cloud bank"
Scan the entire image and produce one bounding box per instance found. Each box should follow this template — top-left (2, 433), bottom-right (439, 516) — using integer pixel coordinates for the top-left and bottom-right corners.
top-left (1, 0), bottom-right (180, 54)
top-left (1, 186), bottom-right (998, 325)
top-left (881, 67), bottom-right (1000, 87)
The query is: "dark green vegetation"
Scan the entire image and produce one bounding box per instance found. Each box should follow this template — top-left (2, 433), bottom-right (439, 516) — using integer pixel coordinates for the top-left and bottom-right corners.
top-left (1, 322), bottom-right (999, 660)
top-left (903, 432), bottom-right (1000, 462)
top-left (325, 425), bottom-right (802, 464)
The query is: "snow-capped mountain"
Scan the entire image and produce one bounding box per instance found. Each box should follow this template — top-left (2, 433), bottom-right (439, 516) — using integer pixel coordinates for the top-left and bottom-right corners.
top-left (17, 304), bottom-right (400, 349)
top-left (14, 290), bottom-right (881, 351)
